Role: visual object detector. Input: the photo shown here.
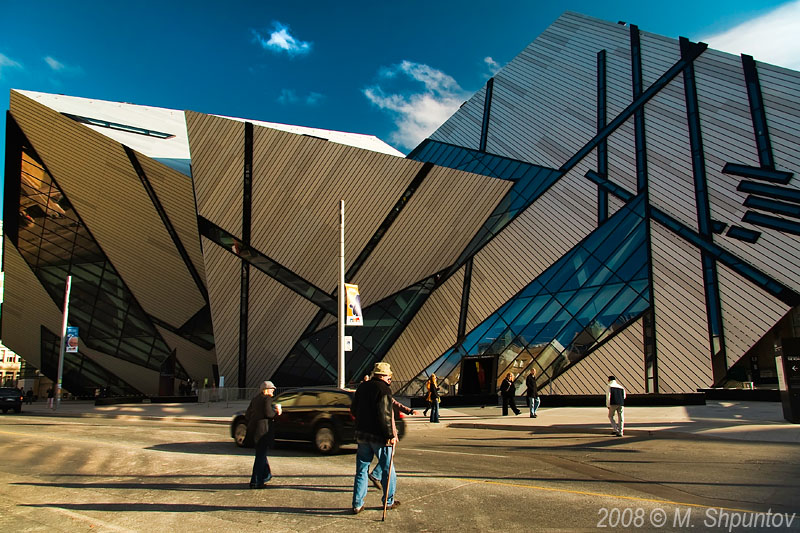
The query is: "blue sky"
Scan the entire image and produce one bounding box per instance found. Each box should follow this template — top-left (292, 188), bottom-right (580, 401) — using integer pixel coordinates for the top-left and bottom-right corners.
top-left (0, 0), bottom-right (797, 210)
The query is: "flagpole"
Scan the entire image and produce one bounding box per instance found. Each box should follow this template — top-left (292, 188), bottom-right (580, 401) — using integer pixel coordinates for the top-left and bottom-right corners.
top-left (338, 200), bottom-right (345, 389)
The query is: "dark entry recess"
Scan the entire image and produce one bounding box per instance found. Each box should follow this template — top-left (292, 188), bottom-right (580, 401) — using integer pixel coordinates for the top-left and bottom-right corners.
top-left (459, 355), bottom-right (498, 396)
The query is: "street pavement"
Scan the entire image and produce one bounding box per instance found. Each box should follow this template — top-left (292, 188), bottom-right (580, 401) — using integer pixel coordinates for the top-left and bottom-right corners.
top-left (20, 397), bottom-right (800, 443)
top-left (2, 398), bottom-right (799, 531)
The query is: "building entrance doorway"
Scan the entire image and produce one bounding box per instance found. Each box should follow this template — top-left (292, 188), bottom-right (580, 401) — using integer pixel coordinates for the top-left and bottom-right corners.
top-left (459, 356), bottom-right (497, 395)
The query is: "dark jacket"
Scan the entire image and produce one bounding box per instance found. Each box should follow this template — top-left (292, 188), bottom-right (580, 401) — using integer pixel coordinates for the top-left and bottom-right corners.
top-left (525, 374), bottom-right (538, 398)
top-left (351, 377), bottom-right (394, 444)
top-left (426, 377), bottom-right (439, 401)
top-left (499, 377), bottom-right (515, 398)
top-left (246, 393), bottom-right (278, 443)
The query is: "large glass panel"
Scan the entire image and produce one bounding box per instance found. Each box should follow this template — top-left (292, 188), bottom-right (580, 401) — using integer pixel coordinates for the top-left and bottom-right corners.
top-left (407, 192), bottom-right (652, 393)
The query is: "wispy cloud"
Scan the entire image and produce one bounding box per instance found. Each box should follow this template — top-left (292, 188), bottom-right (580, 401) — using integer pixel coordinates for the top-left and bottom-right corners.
top-left (43, 55), bottom-right (82, 76)
top-left (44, 56), bottom-right (65, 71)
top-left (700, 0), bottom-right (800, 70)
top-left (484, 56), bottom-right (502, 77)
top-left (277, 89), bottom-right (325, 106)
top-left (364, 60), bottom-right (470, 150)
top-left (0, 52), bottom-right (23, 79)
top-left (252, 22), bottom-right (311, 56)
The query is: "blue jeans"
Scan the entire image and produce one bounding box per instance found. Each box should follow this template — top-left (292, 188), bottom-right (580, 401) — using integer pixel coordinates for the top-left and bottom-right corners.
top-left (250, 435), bottom-right (272, 485)
top-left (527, 396), bottom-right (540, 416)
top-left (429, 399), bottom-right (440, 423)
top-left (353, 441), bottom-right (396, 508)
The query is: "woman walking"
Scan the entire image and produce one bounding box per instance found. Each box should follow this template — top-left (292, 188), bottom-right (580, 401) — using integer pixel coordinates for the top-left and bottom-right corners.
top-left (246, 381), bottom-right (282, 488)
top-left (426, 373), bottom-right (440, 423)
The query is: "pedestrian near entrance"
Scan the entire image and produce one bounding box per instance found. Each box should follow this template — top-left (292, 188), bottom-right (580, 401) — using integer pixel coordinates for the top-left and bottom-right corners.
top-left (351, 361), bottom-right (399, 515)
top-left (426, 373), bottom-right (440, 423)
top-left (47, 387), bottom-right (54, 408)
top-left (525, 369), bottom-right (540, 418)
top-left (606, 375), bottom-right (626, 437)
top-left (246, 381), bottom-right (282, 488)
top-left (499, 372), bottom-right (521, 416)
top-left (25, 389), bottom-right (33, 405)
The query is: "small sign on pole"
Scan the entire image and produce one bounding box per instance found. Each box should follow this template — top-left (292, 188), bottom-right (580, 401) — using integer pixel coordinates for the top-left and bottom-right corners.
top-left (345, 283), bottom-right (363, 326)
top-left (344, 336), bottom-right (353, 352)
top-left (65, 326), bottom-right (79, 353)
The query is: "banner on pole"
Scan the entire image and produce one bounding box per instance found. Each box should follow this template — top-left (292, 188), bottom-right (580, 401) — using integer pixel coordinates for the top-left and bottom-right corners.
top-left (345, 283), bottom-right (363, 326)
top-left (65, 326), bottom-right (79, 353)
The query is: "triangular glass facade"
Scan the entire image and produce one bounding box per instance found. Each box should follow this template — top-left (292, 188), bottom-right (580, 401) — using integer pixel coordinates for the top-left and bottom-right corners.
top-left (402, 193), bottom-right (651, 396)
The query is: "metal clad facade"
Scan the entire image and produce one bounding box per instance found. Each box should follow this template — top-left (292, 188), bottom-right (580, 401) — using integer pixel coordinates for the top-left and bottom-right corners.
top-left (185, 111), bottom-right (244, 239)
top-left (650, 222), bottom-right (712, 392)
top-left (353, 166), bottom-right (511, 303)
top-left (11, 92), bottom-right (201, 327)
top-left (1, 236), bottom-right (62, 368)
top-left (717, 263), bottom-right (790, 369)
top-left (201, 237), bottom-right (242, 385)
top-left (550, 319), bottom-right (645, 395)
top-left (247, 267), bottom-right (320, 387)
top-left (384, 267), bottom-right (465, 384)
top-left (137, 155), bottom-right (208, 290)
top-left (248, 124), bottom-right (412, 294)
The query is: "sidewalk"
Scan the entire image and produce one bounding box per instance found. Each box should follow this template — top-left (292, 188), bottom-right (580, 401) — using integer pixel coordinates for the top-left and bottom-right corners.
top-left (15, 398), bottom-right (800, 444)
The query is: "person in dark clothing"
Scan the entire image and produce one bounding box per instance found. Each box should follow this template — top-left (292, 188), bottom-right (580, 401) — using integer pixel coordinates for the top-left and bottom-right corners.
top-left (246, 380), bottom-right (282, 488)
top-left (369, 398), bottom-right (415, 491)
top-left (499, 372), bottom-right (521, 416)
top-left (25, 389), bottom-right (34, 405)
top-left (350, 361), bottom-right (399, 514)
top-left (525, 369), bottom-right (540, 418)
top-left (426, 373), bottom-right (440, 423)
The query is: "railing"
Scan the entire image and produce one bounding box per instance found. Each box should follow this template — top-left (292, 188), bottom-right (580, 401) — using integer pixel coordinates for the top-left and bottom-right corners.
top-left (196, 387), bottom-right (293, 407)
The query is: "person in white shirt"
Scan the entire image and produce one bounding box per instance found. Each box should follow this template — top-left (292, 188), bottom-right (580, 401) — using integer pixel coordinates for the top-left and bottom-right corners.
top-left (605, 375), bottom-right (626, 437)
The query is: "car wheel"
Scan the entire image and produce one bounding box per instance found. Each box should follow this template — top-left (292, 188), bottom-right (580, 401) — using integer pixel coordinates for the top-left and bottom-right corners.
top-left (13, 407), bottom-right (21, 414)
top-left (314, 424), bottom-right (339, 454)
top-left (233, 420), bottom-right (248, 447)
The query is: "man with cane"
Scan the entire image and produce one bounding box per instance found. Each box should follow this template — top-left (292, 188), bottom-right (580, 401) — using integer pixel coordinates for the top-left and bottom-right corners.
top-left (350, 362), bottom-right (400, 515)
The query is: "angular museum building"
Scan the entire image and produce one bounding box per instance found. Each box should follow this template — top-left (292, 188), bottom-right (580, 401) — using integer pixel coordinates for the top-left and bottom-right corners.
top-left (2, 12), bottom-right (799, 397)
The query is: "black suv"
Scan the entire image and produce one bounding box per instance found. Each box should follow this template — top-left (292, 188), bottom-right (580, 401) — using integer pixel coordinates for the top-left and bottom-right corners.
top-left (0, 388), bottom-right (23, 414)
top-left (231, 387), bottom-right (406, 454)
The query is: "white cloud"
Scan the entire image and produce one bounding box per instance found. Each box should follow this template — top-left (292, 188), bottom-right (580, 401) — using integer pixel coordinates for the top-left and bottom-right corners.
top-left (0, 52), bottom-right (22, 79)
top-left (484, 56), bottom-right (502, 76)
top-left (700, 0), bottom-right (800, 70)
top-left (253, 22), bottom-right (311, 56)
top-left (44, 56), bottom-right (65, 71)
top-left (364, 60), bottom-right (470, 150)
top-left (277, 89), bottom-right (325, 106)
top-left (42, 55), bottom-right (82, 77)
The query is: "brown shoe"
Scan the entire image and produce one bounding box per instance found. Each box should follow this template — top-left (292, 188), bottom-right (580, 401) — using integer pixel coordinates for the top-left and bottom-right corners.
top-left (387, 500), bottom-right (401, 510)
top-left (352, 505), bottom-right (364, 515)
top-left (368, 474), bottom-right (382, 491)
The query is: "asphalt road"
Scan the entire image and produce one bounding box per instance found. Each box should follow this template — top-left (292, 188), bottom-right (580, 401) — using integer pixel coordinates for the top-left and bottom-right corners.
top-left (0, 414), bottom-right (798, 532)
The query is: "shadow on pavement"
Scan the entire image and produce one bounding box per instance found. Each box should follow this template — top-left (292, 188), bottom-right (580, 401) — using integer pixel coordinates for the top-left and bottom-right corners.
top-left (14, 481), bottom-right (350, 493)
top-left (145, 441), bottom-right (356, 457)
top-left (22, 503), bottom-right (356, 516)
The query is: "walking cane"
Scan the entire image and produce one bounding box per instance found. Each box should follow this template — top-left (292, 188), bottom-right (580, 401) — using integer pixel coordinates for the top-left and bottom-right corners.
top-left (381, 441), bottom-right (396, 522)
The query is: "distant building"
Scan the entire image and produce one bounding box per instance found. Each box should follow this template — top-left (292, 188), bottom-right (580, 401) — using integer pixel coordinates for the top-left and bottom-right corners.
top-left (2, 12), bottom-right (798, 398)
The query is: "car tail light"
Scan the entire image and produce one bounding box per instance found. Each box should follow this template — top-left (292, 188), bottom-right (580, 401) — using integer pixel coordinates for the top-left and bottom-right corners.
top-left (349, 413), bottom-right (355, 421)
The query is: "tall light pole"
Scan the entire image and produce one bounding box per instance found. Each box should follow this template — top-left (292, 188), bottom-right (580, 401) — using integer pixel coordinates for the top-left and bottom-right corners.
top-left (337, 200), bottom-right (346, 389)
top-left (55, 275), bottom-right (72, 410)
